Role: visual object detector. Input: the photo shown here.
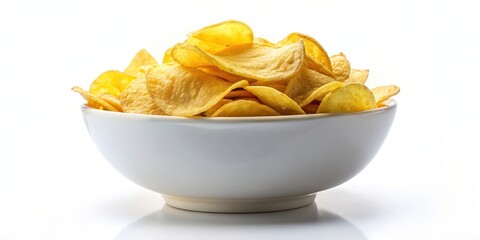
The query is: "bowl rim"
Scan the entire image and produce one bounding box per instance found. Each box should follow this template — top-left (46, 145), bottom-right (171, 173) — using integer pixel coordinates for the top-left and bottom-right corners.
top-left (81, 99), bottom-right (396, 123)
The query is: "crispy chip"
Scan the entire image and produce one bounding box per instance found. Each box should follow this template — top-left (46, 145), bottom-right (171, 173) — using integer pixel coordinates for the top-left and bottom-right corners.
top-left (72, 86), bottom-right (119, 111)
top-left (124, 49), bottom-right (158, 76)
top-left (244, 86), bottom-right (305, 115)
top-left (99, 93), bottom-right (123, 112)
top-left (284, 66), bottom-right (335, 106)
top-left (211, 100), bottom-right (280, 117)
top-left (146, 64), bottom-right (249, 117)
top-left (299, 81), bottom-right (344, 107)
top-left (371, 85), bottom-right (400, 105)
top-left (171, 40), bottom-right (305, 82)
top-left (278, 33), bottom-right (332, 70)
top-left (317, 83), bottom-right (376, 113)
top-left (120, 75), bottom-right (165, 115)
top-left (89, 70), bottom-right (136, 97)
top-left (330, 53), bottom-right (351, 81)
top-left (344, 69), bottom-right (369, 84)
top-left (188, 20), bottom-right (253, 46)
top-left (250, 82), bottom-right (287, 93)
top-left (204, 99), bottom-right (233, 117)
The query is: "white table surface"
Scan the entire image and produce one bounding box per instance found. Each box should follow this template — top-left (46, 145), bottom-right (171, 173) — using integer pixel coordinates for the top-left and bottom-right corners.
top-left (1, 0), bottom-right (479, 239)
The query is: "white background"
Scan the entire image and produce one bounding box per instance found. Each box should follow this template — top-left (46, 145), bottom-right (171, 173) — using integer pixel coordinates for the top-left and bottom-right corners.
top-left (1, 0), bottom-right (479, 239)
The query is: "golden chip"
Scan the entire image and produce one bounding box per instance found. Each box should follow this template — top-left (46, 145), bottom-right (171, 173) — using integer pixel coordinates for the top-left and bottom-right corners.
top-left (344, 69), bottom-right (369, 84)
top-left (284, 66), bottom-right (335, 106)
top-left (120, 75), bottom-right (165, 115)
top-left (244, 86), bottom-right (305, 115)
top-left (298, 81), bottom-right (344, 107)
top-left (171, 40), bottom-right (305, 82)
top-left (211, 100), bottom-right (280, 117)
top-left (250, 82), bottom-right (287, 93)
top-left (89, 70), bottom-right (136, 97)
top-left (162, 47), bottom-right (174, 63)
top-left (72, 86), bottom-right (120, 111)
top-left (371, 85), bottom-right (400, 105)
top-left (124, 49), bottom-right (158, 76)
top-left (98, 93), bottom-right (123, 112)
top-left (188, 20), bottom-right (254, 46)
top-left (146, 64), bottom-right (249, 117)
top-left (278, 33), bottom-right (332, 70)
top-left (253, 37), bottom-right (275, 47)
top-left (330, 53), bottom-right (351, 81)
top-left (317, 83), bottom-right (376, 113)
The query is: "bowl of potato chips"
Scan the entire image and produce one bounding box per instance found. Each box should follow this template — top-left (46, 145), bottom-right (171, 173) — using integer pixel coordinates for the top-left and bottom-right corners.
top-left (75, 20), bottom-right (399, 213)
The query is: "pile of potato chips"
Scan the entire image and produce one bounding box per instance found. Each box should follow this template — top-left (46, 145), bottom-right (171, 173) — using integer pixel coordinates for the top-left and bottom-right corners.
top-left (73, 20), bottom-right (399, 117)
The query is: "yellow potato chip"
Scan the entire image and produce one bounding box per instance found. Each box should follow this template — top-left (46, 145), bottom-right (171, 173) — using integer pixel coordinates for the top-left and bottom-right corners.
top-left (317, 83), bottom-right (376, 113)
top-left (299, 81), bottom-right (344, 107)
top-left (284, 66), bottom-right (335, 106)
top-left (330, 52), bottom-right (351, 81)
top-left (120, 75), bottom-right (165, 115)
top-left (371, 85), bottom-right (400, 105)
top-left (89, 70), bottom-right (136, 97)
top-left (244, 86), bottom-right (305, 115)
top-left (124, 49), bottom-right (158, 76)
top-left (98, 93), bottom-right (123, 112)
top-left (188, 20), bottom-right (254, 46)
top-left (344, 69), bottom-right (369, 84)
top-left (250, 83), bottom-right (287, 93)
top-left (72, 86), bottom-right (120, 111)
top-left (146, 64), bottom-right (249, 117)
top-left (278, 32), bottom-right (332, 70)
top-left (171, 40), bottom-right (305, 82)
top-left (211, 100), bottom-right (280, 117)
top-left (204, 99), bottom-right (233, 117)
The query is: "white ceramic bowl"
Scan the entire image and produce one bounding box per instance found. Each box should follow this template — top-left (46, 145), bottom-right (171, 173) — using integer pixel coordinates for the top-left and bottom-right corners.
top-left (81, 100), bottom-right (396, 213)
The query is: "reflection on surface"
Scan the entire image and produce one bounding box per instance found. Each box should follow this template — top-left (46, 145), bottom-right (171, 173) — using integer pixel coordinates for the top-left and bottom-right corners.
top-left (115, 203), bottom-right (367, 240)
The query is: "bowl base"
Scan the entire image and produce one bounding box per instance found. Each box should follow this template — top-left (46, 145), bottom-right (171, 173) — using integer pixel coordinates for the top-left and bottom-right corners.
top-left (162, 193), bottom-right (316, 213)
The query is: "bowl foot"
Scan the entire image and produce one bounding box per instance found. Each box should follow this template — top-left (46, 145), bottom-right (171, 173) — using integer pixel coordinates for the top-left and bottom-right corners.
top-left (162, 193), bottom-right (316, 213)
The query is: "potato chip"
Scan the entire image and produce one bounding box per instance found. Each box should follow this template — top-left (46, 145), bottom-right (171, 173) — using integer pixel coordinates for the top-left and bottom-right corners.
top-left (317, 83), bottom-right (376, 113)
top-left (146, 64), bottom-right (249, 117)
top-left (278, 33), bottom-right (332, 70)
top-left (120, 75), bottom-right (165, 115)
top-left (211, 100), bottom-right (280, 117)
top-left (124, 49), bottom-right (158, 76)
top-left (234, 97), bottom-right (261, 103)
top-left (330, 53), bottom-right (351, 81)
top-left (244, 86), bottom-right (305, 115)
top-left (344, 69), bottom-right (369, 84)
top-left (72, 86), bottom-right (120, 111)
top-left (371, 85), bottom-right (400, 105)
top-left (89, 70), bottom-right (136, 97)
top-left (188, 20), bottom-right (253, 46)
top-left (284, 66), bottom-right (335, 106)
top-left (250, 83), bottom-right (286, 93)
top-left (99, 93), bottom-right (123, 112)
top-left (224, 89), bottom-right (256, 99)
top-left (299, 81), bottom-right (344, 107)
top-left (204, 99), bottom-right (233, 117)
top-left (171, 40), bottom-right (305, 82)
